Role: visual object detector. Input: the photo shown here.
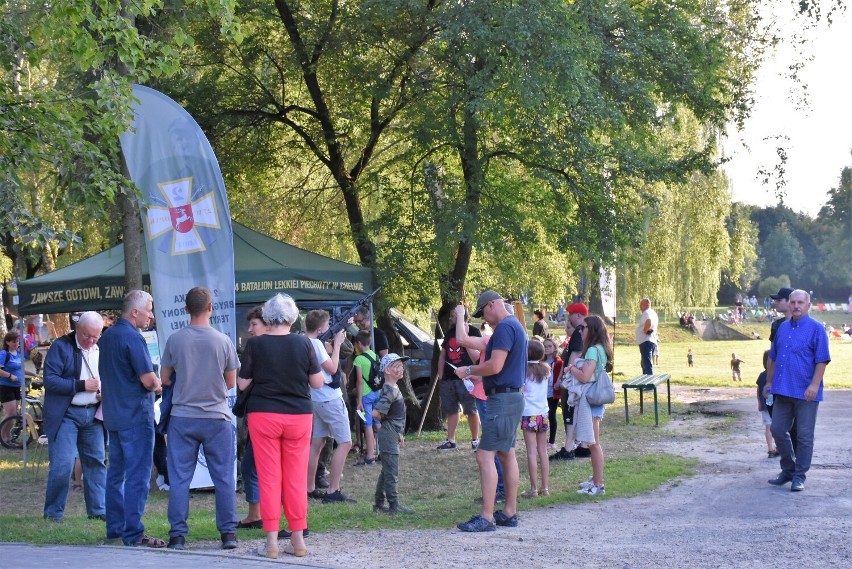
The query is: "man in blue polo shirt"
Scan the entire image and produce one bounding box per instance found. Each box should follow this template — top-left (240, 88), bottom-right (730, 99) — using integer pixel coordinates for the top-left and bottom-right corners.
top-left (455, 291), bottom-right (527, 532)
top-left (99, 290), bottom-right (164, 547)
top-left (764, 289), bottom-right (830, 492)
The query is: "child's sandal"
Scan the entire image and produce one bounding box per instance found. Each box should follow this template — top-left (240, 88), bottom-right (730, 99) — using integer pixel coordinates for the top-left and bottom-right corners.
top-left (521, 488), bottom-right (538, 498)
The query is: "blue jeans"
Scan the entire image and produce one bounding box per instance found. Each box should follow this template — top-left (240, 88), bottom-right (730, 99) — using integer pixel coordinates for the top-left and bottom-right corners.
top-left (106, 421), bottom-right (155, 544)
top-left (167, 416), bottom-right (237, 537)
top-left (770, 395), bottom-right (819, 481)
top-left (43, 405), bottom-right (106, 520)
top-left (241, 436), bottom-right (259, 504)
top-left (475, 399), bottom-right (504, 494)
top-left (639, 341), bottom-right (655, 375)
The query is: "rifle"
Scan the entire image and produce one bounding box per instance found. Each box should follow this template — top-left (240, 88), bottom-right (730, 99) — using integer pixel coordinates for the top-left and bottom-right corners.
top-left (318, 286), bottom-right (383, 343)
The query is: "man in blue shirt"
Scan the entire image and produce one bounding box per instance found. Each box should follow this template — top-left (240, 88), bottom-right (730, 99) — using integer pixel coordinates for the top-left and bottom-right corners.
top-left (456, 291), bottom-right (527, 532)
top-left (99, 290), bottom-right (164, 547)
top-left (764, 290), bottom-right (831, 492)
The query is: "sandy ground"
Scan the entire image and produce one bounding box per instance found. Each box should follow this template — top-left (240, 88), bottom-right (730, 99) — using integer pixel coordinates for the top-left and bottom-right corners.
top-left (222, 387), bottom-right (852, 569)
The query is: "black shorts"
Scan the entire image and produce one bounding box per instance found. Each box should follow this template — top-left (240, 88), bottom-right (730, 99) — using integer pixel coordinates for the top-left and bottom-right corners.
top-left (0, 385), bottom-right (22, 404)
top-left (559, 390), bottom-right (575, 425)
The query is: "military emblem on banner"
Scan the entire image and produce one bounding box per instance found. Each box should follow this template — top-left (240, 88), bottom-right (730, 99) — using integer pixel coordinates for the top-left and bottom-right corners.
top-left (147, 177), bottom-right (221, 255)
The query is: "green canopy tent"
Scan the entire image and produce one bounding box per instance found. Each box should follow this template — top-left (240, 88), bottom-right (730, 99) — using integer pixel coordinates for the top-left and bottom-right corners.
top-left (18, 221), bottom-right (374, 315)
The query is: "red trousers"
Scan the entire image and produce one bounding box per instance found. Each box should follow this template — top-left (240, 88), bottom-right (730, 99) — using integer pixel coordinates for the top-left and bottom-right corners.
top-left (247, 412), bottom-right (312, 532)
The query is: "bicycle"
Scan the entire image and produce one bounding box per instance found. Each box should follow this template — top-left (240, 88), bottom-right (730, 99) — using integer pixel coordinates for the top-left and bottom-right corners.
top-left (0, 377), bottom-right (45, 449)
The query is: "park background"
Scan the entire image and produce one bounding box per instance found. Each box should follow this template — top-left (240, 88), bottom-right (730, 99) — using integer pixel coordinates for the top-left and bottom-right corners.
top-left (1, 0), bottom-right (851, 548)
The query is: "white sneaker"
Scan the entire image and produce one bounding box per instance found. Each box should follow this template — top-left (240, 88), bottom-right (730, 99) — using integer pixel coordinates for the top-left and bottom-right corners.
top-left (578, 478), bottom-right (595, 491)
top-left (156, 475), bottom-right (170, 491)
top-left (577, 484), bottom-right (605, 496)
top-left (471, 439), bottom-right (480, 450)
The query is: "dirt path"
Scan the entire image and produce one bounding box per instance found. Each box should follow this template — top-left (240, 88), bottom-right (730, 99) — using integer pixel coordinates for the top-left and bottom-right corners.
top-left (276, 388), bottom-right (852, 569)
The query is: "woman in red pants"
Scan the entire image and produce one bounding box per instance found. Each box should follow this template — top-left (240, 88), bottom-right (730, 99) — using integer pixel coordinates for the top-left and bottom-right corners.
top-left (238, 293), bottom-right (324, 559)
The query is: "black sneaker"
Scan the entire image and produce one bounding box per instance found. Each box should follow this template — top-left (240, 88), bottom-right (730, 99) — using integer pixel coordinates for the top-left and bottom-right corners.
top-left (322, 489), bottom-right (356, 504)
top-left (574, 446), bottom-right (591, 458)
top-left (167, 536), bottom-right (186, 550)
top-left (388, 504), bottom-right (415, 514)
top-left (437, 440), bottom-right (457, 451)
top-left (220, 533), bottom-right (237, 550)
top-left (278, 527), bottom-right (310, 539)
top-left (315, 474), bottom-right (330, 489)
top-left (308, 489), bottom-right (326, 500)
top-left (549, 447), bottom-right (569, 461)
top-left (494, 510), bottom-right (518, 527)
top-left (373, 504), bottom-right (389, 513)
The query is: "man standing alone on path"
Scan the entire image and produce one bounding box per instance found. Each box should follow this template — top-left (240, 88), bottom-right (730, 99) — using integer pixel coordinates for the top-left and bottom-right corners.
top-left (635, 298), bottom-right (658, 375)
top-left (159, 287), bottom-right (240, 550)
top-left (99, 290), bottom-right (164, 547)
top-left (455, 291), bottom-right (527, 532)
top-left (765, 290), bottom-right (830, 492)
top-left (42, 311), bottom-right (107, 522)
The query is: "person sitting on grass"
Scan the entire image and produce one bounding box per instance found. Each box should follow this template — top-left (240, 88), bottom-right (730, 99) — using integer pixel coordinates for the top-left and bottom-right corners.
top-left (372, 353), bottom-right (415, 514)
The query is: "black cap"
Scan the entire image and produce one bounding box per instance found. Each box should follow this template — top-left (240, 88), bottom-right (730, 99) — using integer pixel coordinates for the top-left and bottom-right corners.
top-left (770, 287), bottom-right (794, 300)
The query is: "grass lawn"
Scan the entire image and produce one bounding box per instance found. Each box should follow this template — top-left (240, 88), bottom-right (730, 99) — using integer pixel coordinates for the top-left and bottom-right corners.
top-left (0, 396), bottom-right (696, 545)
top-left (610, 321), bottom-right (852, 389)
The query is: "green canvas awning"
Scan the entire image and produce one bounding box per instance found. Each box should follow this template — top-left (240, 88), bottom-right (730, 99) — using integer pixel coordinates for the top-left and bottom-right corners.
top-left (18, 221), bottom-right (374, 315)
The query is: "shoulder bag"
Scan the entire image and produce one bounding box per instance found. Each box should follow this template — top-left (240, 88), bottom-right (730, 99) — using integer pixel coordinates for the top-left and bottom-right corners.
top-left (584, 348), bottom-right (615, 406)
top-left (232, 382), bottom-right (254, 418)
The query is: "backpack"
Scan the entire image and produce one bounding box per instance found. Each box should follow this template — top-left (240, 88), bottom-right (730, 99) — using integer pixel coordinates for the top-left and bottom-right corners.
top-left (362, 352), bottom-right (383, 392)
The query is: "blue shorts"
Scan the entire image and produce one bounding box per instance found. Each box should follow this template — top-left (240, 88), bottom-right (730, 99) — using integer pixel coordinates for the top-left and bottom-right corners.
top-left (362, 389), bottom-right (381, 427)
top-left (590, 404), bottom-right (605, 419)
top-left (479, 392), bottom-right (524, 452)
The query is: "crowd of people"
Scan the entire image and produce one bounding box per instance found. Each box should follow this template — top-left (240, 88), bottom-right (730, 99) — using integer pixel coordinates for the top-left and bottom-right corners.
top-left (0, 282), bottom-right (834, 550)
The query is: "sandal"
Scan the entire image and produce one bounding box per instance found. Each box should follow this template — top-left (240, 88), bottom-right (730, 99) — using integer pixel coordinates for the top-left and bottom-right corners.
top-left (282, 543), bottom-right (307, 557)
top-left (521, 488), bottom-right (538, 498)
top-left (131, 534), bottom-right (166, 548)
top-left (257, 544), bottom-right (279, 559)
top-left (540, 488), bottom-right (550, 496)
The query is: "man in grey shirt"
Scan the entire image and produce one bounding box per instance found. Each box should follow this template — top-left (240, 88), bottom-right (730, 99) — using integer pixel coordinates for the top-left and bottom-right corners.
top-left (160, 286), bottom-right (239, 551)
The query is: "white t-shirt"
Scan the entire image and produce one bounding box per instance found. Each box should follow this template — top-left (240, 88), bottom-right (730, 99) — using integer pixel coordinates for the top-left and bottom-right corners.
top-left (522, 373), bottom-right (549, 416)
top-left (635, 308), bottom-right (659, 345)
top-left (309, 338), bottom-right (342, 403)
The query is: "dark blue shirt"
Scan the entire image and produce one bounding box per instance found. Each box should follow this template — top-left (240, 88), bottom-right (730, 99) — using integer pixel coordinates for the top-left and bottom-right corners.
top-left (484, 315), bottom-right (528, 391)
top-left (768, 314), bottom-right (831, 401)
top-left (99, 318), bottom-right (155, 431)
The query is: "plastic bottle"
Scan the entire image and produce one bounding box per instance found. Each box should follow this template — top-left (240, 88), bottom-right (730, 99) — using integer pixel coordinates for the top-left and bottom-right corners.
top-left (765, 393), bottom-right (774, 406)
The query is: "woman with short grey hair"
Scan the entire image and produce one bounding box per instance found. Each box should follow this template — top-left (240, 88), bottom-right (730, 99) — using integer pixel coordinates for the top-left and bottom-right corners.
top-left (238, 293), bottom-right (324, 559)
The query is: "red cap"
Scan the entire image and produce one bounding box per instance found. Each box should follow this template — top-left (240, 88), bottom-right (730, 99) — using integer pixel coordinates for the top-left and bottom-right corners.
top-left (567, 303), bottom-right (588, 316)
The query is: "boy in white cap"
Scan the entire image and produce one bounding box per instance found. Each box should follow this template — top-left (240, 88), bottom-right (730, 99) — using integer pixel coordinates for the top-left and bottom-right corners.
top-left (372, 353), bottom-right (415, 514)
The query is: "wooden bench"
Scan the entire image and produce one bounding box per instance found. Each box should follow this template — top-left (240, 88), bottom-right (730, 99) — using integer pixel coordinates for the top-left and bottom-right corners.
top-left (621, 374), bottom-right (671, 426)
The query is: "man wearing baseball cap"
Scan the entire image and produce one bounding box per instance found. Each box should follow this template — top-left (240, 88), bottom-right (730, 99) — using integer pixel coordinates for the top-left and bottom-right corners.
top-left (769, 287), bottom-right (795, 344)
top-left (455, 291), bottom-right (527, 533)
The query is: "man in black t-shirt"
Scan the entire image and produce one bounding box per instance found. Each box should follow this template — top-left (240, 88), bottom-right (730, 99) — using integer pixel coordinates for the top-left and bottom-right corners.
top-left (353, 306), bottom-right (389, 357)
top-left (436, 307), bottom-right (482, 450)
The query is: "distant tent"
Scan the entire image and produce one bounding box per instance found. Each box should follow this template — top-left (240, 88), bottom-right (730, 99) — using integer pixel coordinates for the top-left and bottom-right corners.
top-left (18, 221), bottom-right (374, 315)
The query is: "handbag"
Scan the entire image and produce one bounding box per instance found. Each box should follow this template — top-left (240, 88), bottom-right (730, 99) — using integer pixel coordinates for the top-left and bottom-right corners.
top-left (232, 382), bottom-right (254, 418)
top-left (584, 350), bottom-right (615, 406)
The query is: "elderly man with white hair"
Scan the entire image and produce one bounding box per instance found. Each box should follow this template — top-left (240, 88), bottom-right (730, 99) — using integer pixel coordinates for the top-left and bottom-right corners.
top-left (43, 310), bottom-right (107, 522)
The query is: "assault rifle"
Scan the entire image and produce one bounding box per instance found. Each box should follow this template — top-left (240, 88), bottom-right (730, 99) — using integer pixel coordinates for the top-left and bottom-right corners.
top-left (318, 286), bottom-right (382, 343)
